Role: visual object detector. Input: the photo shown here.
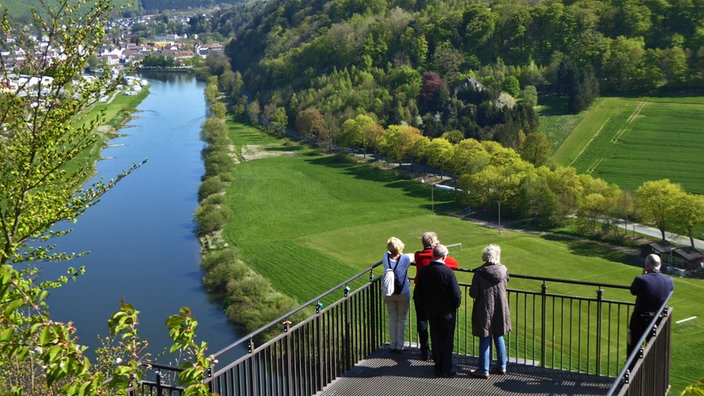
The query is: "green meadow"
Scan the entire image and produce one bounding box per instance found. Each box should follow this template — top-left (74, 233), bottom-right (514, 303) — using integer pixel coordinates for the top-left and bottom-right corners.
top-left (68, 88), bottom-right (149, 173)
top-left (552, 96), bottom-right (704, 194)
top-left (222, 123), bottom-right (704, 394)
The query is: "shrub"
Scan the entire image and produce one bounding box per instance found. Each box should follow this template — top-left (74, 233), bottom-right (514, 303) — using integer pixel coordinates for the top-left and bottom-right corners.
top-left (198, 176), bottom-right (226, 201)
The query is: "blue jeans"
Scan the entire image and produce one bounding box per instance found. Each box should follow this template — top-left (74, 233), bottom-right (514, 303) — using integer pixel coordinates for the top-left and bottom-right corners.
top-left (478, 335), bottom-right (506, 374)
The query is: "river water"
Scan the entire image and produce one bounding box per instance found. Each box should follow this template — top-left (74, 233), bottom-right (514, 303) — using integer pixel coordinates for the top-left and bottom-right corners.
top-left (43, 72), bottom-right (240, 362)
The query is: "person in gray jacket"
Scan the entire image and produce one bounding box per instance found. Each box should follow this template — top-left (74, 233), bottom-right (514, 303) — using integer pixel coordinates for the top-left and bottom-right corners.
top-left (469, 244), bottom-right (511, 378)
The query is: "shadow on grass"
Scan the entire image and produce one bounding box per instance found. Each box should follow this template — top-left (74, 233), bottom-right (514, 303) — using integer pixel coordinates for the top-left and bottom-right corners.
top-left (540, 233), bottom-right (638, 266)
top-left (262, 145), bottom-right (305, 153)
top-left (306, 155), bottom-right (463, 213)
top-left (306, 155), bottom-right (638, 265)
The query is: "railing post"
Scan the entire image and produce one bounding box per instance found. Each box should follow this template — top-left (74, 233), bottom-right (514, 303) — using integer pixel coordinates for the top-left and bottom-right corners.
top-left (344, 285), bottom-right (352, 369)
top-left (155, 370), bottom-right (162, 395)
top-left (595, 288), bottom-right (604, 376)
top-left (316, 301), bottom-right (324, 391)
top-left (284, 319), bottom-right (293, 396)
top-left (541, 281), bottom-right (547, 368)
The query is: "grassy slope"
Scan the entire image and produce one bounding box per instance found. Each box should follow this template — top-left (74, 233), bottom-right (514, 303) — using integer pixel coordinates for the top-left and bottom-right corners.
top-left (222, 122), bottom-right (703, 393)
top-left (551, 96), bottom-right (704, 194)
top-left (68, 88), bottom-right (150, 175)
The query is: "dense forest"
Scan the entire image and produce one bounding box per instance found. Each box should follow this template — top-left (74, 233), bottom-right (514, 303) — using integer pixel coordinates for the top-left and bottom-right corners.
top-left (211, 0), bottom-right (702, 154)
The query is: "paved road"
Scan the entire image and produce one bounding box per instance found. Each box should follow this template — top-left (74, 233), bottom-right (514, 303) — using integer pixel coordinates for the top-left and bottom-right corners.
top-left (613, 219), bottom-right (704, 250)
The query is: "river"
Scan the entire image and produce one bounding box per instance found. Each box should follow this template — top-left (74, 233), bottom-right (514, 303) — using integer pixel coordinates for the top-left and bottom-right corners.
top-left (43, 72), bottom-right (241, 362)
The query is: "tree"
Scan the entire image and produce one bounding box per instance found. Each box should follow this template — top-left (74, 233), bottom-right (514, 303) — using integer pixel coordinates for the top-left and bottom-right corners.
top-left (502, 75), bottom-right (521, 97)
top-left (381, 125), bottom-right (423, 165)
top-left (681, 377), bottom-right (704, 396)
top-left (420, 71), bottom-right (448, 114)
top-left (426, 138), bottom-right (454, 178)
top-left (636, 179), bottom-right (686, 241)
top-left (673, 193), bottom-right (704, 247)
top-left (612, 189), bottom-right (636, 235)
top-left (519, 166), bottom-right (561, 226)
top-left (272, 107), bottom-right (288, 137)
top-left (247, 100), bottom-right (261, 125)
top-left (549, 166), bottom-right (585, 221)
top-left (0, 1), bottom-right (213, 393)
top-left (519, 85), bottom-right (538, 108)
top-left (339, 114), bottom-right (383, 157)
top-left (0, 0), bottom-right (133, 265)
top-left (449, 138), bottom-right (489, 176)
top-left (578, 193), bottom-right (609, 233)
top-left (519, 132), bottom-right (552, 167)
top-left (296, 108), bottom-right (326, 142)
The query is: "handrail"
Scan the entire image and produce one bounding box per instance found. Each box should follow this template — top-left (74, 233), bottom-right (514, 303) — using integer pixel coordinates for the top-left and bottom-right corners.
top-left (456, 267), bottom-right (632, 290)
top-left (210, 263), bottom-right (632, 361)
top-left (210, 260), bottom-right (385, 359)
top-left (606, 291), bottom-right (673, 395)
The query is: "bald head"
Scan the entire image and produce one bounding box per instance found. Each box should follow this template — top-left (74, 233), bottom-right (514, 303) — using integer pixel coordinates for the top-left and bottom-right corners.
top-left (433, 244), bottom-right (449, 260)
top-left (645, 254), bottom-right (661, 271)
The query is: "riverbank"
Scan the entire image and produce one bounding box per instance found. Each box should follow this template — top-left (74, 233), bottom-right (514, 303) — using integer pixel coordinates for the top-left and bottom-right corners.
top-left (80, 82), bottom-right (151, 168)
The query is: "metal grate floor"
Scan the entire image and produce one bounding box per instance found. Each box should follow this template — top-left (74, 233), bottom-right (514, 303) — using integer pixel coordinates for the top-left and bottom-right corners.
top-left (317, 347), bottom-right (614, 396)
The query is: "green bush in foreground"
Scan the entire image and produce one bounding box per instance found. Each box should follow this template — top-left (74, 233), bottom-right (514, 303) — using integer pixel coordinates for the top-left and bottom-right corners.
top-left (0, 1), bottom-right (215, 393)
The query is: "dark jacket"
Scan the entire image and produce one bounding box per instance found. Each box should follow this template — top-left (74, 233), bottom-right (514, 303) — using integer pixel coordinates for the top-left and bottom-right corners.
top-left (630, 270), bottom-right (674, 313)
top-left (470, 262), bottom-right (511, 338)
top-left (415, 260), bottom-right (462, 316)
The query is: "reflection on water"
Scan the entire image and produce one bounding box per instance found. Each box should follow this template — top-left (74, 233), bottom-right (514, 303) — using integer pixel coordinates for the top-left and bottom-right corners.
top-left (44, 72), bottom-right (243, 362)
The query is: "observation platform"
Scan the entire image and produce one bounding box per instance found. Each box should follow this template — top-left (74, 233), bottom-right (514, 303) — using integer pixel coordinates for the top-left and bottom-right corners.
top-left (318, 346), bottom-right (613, 396)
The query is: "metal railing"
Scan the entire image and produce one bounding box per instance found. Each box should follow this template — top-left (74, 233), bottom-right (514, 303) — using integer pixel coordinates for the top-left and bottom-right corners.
top-left (204, 263), bottom-right (384, 396)
top-left (129, 362), bottom-right (185, 395)
top-left (606, 292), bottom-right (673, 396)
top-left (132, 263), bottom-right (672, 396)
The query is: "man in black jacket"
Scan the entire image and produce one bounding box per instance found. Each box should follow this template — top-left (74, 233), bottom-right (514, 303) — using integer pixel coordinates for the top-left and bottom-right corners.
top-left (415, 244), bottom-right (462, 377)
top-left (628, 253), bottom-right (674, 355)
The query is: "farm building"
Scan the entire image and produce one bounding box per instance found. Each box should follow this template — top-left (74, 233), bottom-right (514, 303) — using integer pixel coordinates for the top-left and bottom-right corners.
top-left (640, 241), bottom-right (704, 276)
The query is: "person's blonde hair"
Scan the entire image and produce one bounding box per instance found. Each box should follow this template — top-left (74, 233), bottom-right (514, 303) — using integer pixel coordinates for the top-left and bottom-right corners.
top-left (482, 244), bottom-right (501, 265)
top-left (387, 237), bottom-right (405, 254)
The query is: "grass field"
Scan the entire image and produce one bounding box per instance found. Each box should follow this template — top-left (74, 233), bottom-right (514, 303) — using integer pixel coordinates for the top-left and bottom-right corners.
top-left (66, 88), bottom-right (149, 176)
top-left (222, 123), bottom-right (704, 394)
top-left (551, 96), bottom-right (704, 194)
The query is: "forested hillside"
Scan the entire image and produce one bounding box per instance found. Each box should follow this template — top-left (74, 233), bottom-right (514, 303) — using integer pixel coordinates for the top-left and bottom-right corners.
top-left (202, 0), bottom-right (704, 234)
top-left (213, 0), bottom-right (701, 154)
